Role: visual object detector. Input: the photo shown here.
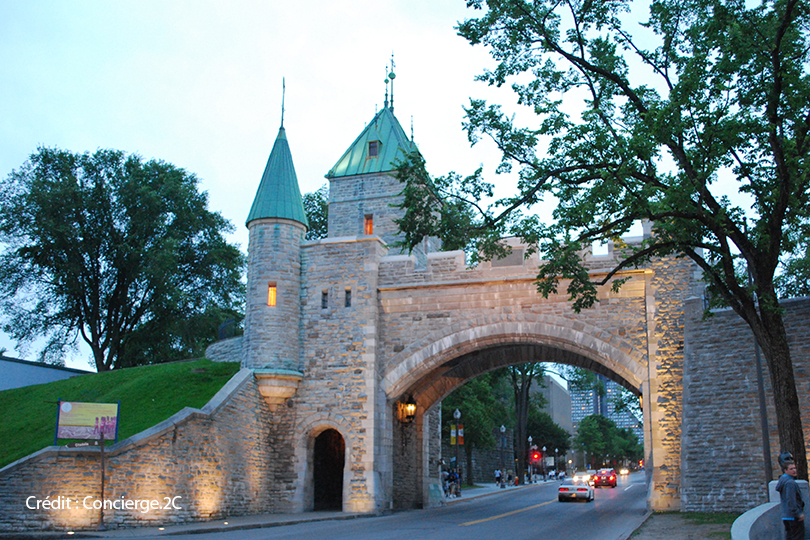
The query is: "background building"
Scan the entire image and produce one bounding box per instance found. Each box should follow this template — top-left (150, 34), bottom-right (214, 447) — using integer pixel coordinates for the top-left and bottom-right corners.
top-left (0, 354), bottom-right (90, 391)
top-left (570, 373), bottom-right (643, 441)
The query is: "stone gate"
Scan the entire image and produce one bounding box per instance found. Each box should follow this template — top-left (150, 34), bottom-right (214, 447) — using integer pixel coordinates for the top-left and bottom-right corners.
top-left (3, 83), bottom-right (810, 532)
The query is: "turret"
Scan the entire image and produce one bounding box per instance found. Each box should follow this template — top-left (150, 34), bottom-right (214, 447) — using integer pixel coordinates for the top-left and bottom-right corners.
top-left (244, 124), bottom-right (308, 375)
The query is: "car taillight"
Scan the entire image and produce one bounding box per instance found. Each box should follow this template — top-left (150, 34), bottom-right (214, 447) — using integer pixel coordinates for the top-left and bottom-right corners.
top-left (559, 488), bottom-right (566, 492)
top-left (577, 488), bottom-right (587, 492)
top-left (610, 476), bottom-right (615, 481)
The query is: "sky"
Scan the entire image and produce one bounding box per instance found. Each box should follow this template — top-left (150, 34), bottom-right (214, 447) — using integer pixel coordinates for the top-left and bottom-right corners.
top-left (0, 0), bottom-right (534, 370)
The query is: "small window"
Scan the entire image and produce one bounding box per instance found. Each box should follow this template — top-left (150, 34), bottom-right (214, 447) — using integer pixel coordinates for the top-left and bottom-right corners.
top-left (364, 214), bottom-right (373, 235)
top-left (321, 290), bottom-right (329, 309)
top-left (345, 288), bottom-right (352, 308)
top-left (267, 282), bottom-right (277, 307)
top-left (368, 141), bottom-right (379, 157)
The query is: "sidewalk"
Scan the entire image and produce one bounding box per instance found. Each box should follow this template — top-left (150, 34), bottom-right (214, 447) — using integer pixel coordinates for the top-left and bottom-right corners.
top-left (0, 479), bottom-right (551, 539)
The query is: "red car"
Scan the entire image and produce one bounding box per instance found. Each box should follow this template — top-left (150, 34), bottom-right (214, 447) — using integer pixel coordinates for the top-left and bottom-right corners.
top-left (593, 468), bottom-right (617, 488)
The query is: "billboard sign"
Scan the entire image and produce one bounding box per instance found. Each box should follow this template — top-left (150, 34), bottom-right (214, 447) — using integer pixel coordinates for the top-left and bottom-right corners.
top-left (56, 401), bottom-right (119, 441)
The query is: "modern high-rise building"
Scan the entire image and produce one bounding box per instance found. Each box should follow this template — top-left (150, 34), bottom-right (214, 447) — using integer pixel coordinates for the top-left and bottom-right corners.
top-left (570, 374), bottom-right (643, 441)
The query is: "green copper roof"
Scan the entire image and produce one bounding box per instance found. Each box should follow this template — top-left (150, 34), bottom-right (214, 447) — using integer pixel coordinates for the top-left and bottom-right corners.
top-left (247, 127), bottom-right (309, 228)
top-left (326, 106), bottom-right (418, 178)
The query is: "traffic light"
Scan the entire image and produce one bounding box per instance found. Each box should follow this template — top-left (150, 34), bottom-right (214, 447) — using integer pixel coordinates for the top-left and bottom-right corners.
top-left (531, 451), bottom-right (541, 462)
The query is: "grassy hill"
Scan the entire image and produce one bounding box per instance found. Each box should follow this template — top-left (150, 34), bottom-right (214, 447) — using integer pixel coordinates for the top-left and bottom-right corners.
top-left (0, 358), bottom-right (240, 469)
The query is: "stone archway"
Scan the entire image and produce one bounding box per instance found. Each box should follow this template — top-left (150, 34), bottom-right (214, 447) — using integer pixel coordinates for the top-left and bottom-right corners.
top-left (313, 429), bottom-right (345, 511)
top-left (382, 316), bottom-right (651, 510)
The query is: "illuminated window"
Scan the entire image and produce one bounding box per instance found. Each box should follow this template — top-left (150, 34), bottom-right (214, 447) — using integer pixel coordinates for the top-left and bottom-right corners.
top-left (368, 141), bottom-right (379, 157)
top-left (267, 282), bottom-right (277, 307)
top-left (364, 215), bottom-right (373, 235)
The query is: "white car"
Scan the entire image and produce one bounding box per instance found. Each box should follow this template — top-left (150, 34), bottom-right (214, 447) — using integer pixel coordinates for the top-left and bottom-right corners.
top-left (558, 477), bottom-right (594, 502)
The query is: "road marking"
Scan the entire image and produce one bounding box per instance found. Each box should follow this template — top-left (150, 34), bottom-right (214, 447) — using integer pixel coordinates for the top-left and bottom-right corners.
top-left (460, 499), bottom-right (556, 526)
top-left (624, 485), bottom-right (634, 491)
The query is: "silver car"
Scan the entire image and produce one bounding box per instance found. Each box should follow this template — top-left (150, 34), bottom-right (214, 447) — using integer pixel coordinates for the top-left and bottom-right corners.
top-left (558, 477), bottom-right (594, 502)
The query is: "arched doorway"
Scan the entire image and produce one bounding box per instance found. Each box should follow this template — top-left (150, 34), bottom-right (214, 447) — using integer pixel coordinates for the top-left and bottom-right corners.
top-left (313, 428), bottom-right (345, 511)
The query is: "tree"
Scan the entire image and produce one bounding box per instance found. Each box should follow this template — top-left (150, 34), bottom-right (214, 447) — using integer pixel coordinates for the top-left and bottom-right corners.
top-left (397, 0), bottom-right (810, 477)
top-left (575, 414), bottom-right (642, 467)
top-left (527, 407), bottom-right (571, 468)
top-left (303, 184), bottom-right (329, 240)
top-left (0, 147), bottom-right (245, 371)
top-left (441, 372), bottom-right (509, 484)
top-left (504, 363), bottom-right (545, 483)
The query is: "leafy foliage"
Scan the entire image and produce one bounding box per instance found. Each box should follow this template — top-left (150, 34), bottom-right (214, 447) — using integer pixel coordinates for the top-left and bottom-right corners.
top-left (398, 0), bottom-right (810, 477)
top-left (441, 372), bottom-right (510, 483)
top-left (527, 408), bottom-right (571, 458)
top-left (0, 148), bottom-right (245, 371)
top-left (303, 184), bottom-right (329, 240)
top-left (442, 366), bottom-right (571, 481)
top-left (574, 414), bottom-right (642, 467)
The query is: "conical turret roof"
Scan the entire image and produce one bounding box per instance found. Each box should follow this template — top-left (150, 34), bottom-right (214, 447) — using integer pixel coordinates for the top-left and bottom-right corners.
top-left (247, 127), bottom-right (309, 228)
top-left (326, 106), bottom-right (418, 178)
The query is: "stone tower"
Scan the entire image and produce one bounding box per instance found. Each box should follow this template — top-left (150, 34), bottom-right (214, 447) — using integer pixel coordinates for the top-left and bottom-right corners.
top-left (243, 124), bottom-right (308, 375)
top-left (325, 97), bottom-right (417, 247)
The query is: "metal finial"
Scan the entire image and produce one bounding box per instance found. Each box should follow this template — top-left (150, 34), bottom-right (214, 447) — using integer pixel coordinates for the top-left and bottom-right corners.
top-left (389, 52), bottom-right (396, 112)
top-left (281, 77), bottom-right (286, 128)
top-left (384, 68), bottom-right (389, 109)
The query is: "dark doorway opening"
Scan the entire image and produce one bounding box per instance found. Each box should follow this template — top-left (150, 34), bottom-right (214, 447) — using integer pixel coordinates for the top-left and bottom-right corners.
top-left (313, 429), bottom-right (345, 511)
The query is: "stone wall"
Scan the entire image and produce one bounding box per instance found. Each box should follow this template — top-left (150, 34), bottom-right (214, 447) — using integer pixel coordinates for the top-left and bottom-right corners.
top-left (205, 336), bottom-right (244, 363)
top-left (681, 297), bottom-right (810, 512)
top-left (0, 370), bottom-right (276, 532)
top-left (293, 236), bottom-right (389, 513)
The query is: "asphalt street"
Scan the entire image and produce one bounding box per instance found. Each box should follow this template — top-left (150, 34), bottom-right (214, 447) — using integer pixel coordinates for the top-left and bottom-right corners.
top-left (155, 472), bottom-right (648, 540)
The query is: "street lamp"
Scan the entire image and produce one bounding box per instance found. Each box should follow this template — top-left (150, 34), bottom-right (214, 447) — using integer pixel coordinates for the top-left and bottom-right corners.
top-left (542, 446), bottom-right (547, 481)
top-left (500, 425), bottom-right (506, 489)
top-left (453, 409), bottom-right (461, 485)
top-left (528, 436), bottom-right (533, 483)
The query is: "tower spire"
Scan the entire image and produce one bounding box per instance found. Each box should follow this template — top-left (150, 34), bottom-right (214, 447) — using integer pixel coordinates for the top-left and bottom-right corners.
top-left (281, 77), bottom-right (286, 128)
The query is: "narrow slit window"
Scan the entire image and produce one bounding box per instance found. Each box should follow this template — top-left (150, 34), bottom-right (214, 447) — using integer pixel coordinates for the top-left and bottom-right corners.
top-left (368, 140), bottom-right (379, 157)
top-left (321, 290), bottom-right (329, 309)
top-left (345, 288), bottom-right (352, 308)
top-left (364, 214), bottom-right (373, 235)
top-left (267, 282), bottom-right (277, 307)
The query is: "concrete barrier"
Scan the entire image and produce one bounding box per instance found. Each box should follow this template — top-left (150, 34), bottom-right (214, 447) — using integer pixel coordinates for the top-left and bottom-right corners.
top-left (732, 480), bottom-right (810, 540)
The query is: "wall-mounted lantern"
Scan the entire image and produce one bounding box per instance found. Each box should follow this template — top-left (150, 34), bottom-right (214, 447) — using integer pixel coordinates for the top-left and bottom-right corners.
top-left (398, 395), bottom-right (417, 423)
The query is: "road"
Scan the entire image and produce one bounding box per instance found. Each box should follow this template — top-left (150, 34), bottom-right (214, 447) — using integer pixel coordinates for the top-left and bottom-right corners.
top-left (163, 472), bottom-right (648, 540)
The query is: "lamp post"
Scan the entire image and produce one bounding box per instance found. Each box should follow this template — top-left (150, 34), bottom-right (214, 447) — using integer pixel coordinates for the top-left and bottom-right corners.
top-left (453, 409), bottom-right (461, 485)
top-left (528, 436), bottom-right (533, 483)
top-left (542, 446), bottom-right (547, 481)
top-left (500, 425), bottom-right (506, 489)
top-left (555, 448), bottom-right (558, 474)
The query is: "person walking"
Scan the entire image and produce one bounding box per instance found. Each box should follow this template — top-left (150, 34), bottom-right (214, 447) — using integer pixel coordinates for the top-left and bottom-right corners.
top-left (776, 452), bottom-right (805, 540)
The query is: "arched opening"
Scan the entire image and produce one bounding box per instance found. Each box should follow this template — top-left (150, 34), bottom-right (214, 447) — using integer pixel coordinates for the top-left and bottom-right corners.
top-left (388, 339), bottom-right (647, 510)
top-left (313, 428), bottom-right (345, 511)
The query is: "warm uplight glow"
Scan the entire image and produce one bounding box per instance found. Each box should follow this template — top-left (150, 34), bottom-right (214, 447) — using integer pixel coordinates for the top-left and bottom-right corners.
top-left (158, 527), bottom-right (165, 531)
top-left (67, 533), bottom-right (75, 536)
top-left (267, 283), bottom-right (277, 307)
top-left (364, 215), bottom-right (373, 235)
top-left (223, 521), bottom-right (229, 525)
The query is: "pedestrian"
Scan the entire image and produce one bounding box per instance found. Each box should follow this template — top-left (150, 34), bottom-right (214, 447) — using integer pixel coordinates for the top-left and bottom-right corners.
top-left (495, 468), bottom-right (502, 486)
top-left (776, 452), bottom-right (805, 540)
